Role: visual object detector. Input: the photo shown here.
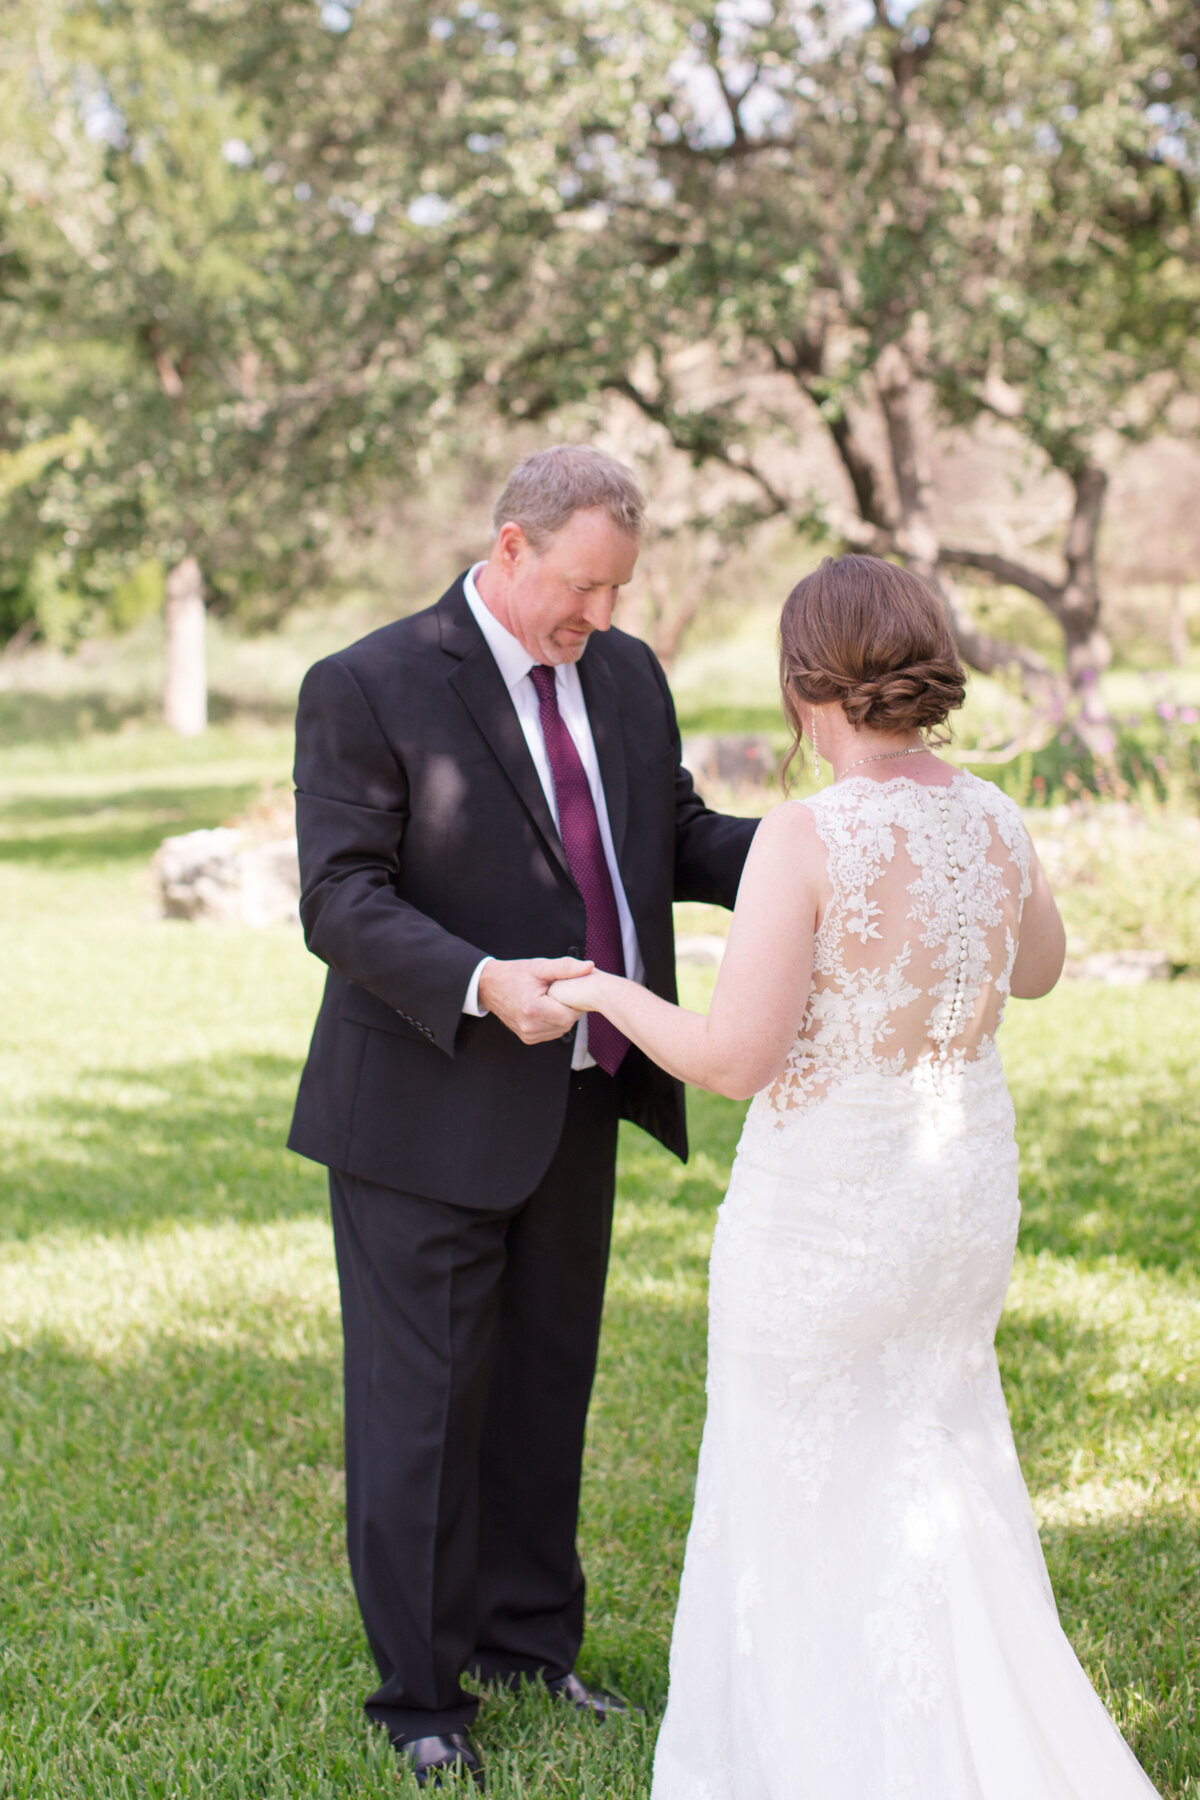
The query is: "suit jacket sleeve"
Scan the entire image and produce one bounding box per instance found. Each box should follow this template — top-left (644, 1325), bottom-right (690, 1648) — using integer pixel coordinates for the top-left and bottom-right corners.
top-left (644, 650), bottom-right (759, 906)
top-left (293, 655), bottom-right (486, 1055)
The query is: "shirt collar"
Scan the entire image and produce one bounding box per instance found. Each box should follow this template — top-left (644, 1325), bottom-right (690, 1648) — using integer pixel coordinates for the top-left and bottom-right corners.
top-left (463, 562), bottom-right (539, 695)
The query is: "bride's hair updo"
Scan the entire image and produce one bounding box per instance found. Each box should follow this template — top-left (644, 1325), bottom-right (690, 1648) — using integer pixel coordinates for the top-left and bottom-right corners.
top-left (780, 554), bottom-right (966, 769)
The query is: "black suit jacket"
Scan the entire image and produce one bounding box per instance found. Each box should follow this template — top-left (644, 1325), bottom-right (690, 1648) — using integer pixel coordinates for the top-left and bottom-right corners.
top-left (287, 575), bottom-right (758, 1208)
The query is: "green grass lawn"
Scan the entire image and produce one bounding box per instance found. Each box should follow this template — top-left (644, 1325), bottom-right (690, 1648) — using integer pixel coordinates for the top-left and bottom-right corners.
top-left (2, 727), bottom-right (1199, 1797)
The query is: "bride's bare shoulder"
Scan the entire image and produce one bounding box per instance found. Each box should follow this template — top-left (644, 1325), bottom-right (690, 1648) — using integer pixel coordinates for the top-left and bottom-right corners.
top-left (752, 796), bottom-right (829, 857)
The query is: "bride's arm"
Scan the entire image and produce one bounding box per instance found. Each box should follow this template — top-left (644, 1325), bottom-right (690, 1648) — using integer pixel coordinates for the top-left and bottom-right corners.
top-left (1009, 844), bottom-right (1066, 999)
top-left (551, 801), bottom-right (822, 1100)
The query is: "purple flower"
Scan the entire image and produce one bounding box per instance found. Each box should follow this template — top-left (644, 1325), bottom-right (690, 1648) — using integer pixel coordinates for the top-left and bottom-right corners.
top-left (1180, 707), bottom-right (1199, 725)
top-left (1156, 701), bottom-right (1177, 721)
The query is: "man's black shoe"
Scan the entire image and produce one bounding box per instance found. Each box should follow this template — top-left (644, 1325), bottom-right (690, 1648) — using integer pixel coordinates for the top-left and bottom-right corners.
top-left (545, 1671), bottom-right (637, 1720)
top-left (396, 1733), bottom-right (485, 1789)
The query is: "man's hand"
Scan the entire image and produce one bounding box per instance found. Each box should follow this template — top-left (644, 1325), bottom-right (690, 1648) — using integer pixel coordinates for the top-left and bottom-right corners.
top-left (478, 957), bottom-right (595, 1045)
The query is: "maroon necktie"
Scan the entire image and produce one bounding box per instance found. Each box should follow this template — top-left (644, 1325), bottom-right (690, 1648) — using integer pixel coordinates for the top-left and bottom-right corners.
top-left (529, 665), bottom-right (628, 1075)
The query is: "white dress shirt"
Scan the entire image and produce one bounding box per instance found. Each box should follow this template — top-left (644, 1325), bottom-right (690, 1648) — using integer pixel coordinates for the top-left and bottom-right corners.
top-left (461, 563), bottom-right (644, 1070)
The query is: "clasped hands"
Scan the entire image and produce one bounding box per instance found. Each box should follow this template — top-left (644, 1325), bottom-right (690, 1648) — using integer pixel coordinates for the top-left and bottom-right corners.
top-left (477, 957), bottom-right (610, 1045)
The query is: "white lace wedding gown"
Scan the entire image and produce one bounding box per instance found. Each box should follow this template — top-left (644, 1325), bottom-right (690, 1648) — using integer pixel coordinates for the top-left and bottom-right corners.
top-left (651, 772), bottom-right (1158, 1800)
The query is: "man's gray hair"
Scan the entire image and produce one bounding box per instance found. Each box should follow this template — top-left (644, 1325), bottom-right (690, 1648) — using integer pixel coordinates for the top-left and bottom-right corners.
top-left (492, 446), bottom-right (645, 549)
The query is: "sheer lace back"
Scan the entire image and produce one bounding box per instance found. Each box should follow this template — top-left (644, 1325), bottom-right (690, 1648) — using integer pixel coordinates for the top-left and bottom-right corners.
top-left (764, 772), bottom-right (1031, 1118)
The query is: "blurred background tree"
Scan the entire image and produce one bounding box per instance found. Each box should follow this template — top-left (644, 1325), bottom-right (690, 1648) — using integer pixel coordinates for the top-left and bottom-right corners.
top-left (1, 0), bottom-right (442, 728)
top-left (1, 0), bottom-right (1197, 736)
top-left (326, 0), bottom-right (1194, 741)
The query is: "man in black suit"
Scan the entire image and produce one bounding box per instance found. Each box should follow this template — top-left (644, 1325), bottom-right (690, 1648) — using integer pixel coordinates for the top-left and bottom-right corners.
top-left (289, 446), bottom-right (756, 1785)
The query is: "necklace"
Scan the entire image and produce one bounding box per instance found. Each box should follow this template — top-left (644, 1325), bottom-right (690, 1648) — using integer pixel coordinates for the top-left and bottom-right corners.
top-left (837, 745), bottom-right (927, 779)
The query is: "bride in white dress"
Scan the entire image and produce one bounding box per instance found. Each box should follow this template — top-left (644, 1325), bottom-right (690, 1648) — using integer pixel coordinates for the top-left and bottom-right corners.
top-left (552, 555), bottom-right (1160, 1799)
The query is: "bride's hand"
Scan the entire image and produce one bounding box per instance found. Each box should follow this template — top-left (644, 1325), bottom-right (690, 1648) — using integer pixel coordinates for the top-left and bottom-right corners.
top-left (548, 973), bottom-right (608, 1013)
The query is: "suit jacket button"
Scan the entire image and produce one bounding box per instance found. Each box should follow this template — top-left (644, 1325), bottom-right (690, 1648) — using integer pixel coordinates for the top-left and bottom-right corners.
top-left (567, 944), bottom-right (581, 957)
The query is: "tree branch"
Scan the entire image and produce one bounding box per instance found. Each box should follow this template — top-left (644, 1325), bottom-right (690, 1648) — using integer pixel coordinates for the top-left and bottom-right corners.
top-left (604, 374), bottom-right (795, 520)
top-left (708, 54), bottom-right (753, 153)
top-left (771, 336), bottom-right (897, 536)
top-left (914, 0), bottom-right (970, 64)
top-left (936, 546), bottom-right (1063, 613)
top-left (826, 409), bottom-right (896, 534)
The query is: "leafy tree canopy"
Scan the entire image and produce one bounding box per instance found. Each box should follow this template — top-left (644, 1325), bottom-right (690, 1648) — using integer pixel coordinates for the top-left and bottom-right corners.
top-left (2, 0), bottom-right (1197, 733)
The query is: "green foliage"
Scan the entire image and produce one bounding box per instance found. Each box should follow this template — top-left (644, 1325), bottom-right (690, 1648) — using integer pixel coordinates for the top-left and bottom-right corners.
top-left (0, 0), bottom-right (431, 632)
top-left (3, 0), bottom-right (1197, 659)
top-left (1033, 811), bottom-right (1200, 965)
top-left (299, 0), bottom-right (1198, 474)
top-left (109, 558), bottom-right (166, 632)
top-left (22, 549), bottom-right (86, 650)
top-left (992, 723), bottom-right (1200, 810)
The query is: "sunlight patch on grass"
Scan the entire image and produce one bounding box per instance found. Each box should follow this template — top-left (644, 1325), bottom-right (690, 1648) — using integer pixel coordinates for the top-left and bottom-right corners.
top-left (1004, 1250), bottom-right (1200, 1524)
top-left (0, 1221), bottom-right (338, 1362)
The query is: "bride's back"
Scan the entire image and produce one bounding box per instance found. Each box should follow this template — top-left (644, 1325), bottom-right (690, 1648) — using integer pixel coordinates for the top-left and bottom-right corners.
top-left (764, 769), bottom-right (1031, 1115)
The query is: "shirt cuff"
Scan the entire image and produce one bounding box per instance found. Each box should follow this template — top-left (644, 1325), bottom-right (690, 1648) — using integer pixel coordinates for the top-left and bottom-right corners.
top-left (462, 957), bottom-right (494, 1017)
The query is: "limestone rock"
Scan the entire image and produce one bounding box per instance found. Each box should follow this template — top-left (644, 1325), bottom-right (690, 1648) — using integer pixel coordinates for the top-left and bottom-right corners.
top-left (675, 933), bottom-right (727, 967)
top-left (154, 828), bottom-right (300, 927)
top-left (682, 733), bottom-right (777, 790)
top-left (1065, 949), bottom-right (1173, 984)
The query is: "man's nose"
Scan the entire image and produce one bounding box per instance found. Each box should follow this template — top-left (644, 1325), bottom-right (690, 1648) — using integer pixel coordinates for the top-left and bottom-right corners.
top-left (581, 590), bottom-right (618, 631)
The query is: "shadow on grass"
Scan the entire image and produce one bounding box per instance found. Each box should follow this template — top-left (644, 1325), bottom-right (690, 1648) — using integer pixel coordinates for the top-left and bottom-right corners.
top-left (0, 688), bottom-right (148, 746)
top-left (617, 1088), bottom-right (743, 1209)
top-left (0, 687), bottom-right (295, 749)
top-left (0, 1051), bottom-right (324, 1239)
top-left (0, 1330), bottom-right (377, 1795)
top-left (1, 1065), bottom-right (735, 1247)
top-left (0, 780), bottom-right (272, 866)
top-left (1042, 1511), bottom-right (1200, 1789)
top-left (0, 1318), bottom-right (675, 1771)
top-left (999, 1299), bottom-right (1200, 1493)
top-left (1013, 1089), bottom-right (1200, 1275)
top-left (610, 1091), bottom-right (743, 1282)
top-left (2, 1318), bottom-right (1194, 1794)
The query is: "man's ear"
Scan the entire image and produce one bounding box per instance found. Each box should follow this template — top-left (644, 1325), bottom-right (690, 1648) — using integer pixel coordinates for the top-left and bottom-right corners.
top-left (495, 520), bottom-right (530, 573)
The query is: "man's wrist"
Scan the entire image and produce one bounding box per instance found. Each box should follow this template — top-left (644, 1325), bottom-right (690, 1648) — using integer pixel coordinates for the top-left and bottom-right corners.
top-left (463, 957), bottom-right (494, 1017)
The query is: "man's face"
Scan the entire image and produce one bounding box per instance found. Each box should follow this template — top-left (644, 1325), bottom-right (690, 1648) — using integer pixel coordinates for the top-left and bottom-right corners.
top-left (491, 507), bottom-right (639, 665)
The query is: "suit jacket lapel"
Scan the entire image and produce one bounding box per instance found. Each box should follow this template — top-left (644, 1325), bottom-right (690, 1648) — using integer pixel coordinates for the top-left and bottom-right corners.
top-left (439, 586), bottom-right (573, 886)
top-left (577, 641), bottom-right (629, 865)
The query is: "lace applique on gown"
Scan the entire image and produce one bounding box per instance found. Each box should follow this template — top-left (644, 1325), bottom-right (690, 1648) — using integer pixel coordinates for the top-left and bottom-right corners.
top-left (651, 772), bottom-right (1159, 1800)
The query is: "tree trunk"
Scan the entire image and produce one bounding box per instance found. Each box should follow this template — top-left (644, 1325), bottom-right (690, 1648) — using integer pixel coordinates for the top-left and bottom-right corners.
top-left (872, 342), bottom-right (1059, 698)
top-left (938, 460), bottom-right (1114, 751)
top-left (163, 554), bottom-right (207, 736)
top-left (619, 526), bottom-right (727, 671)
top-left (1169, 588), bottom-right (1189, 668)
top-left (1059, 464), bottom-right (1112, 705)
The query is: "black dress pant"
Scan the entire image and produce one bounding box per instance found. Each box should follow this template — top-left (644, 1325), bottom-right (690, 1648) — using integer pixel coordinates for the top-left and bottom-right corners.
top-left (329, 1066), bottom-right (621, 1742)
